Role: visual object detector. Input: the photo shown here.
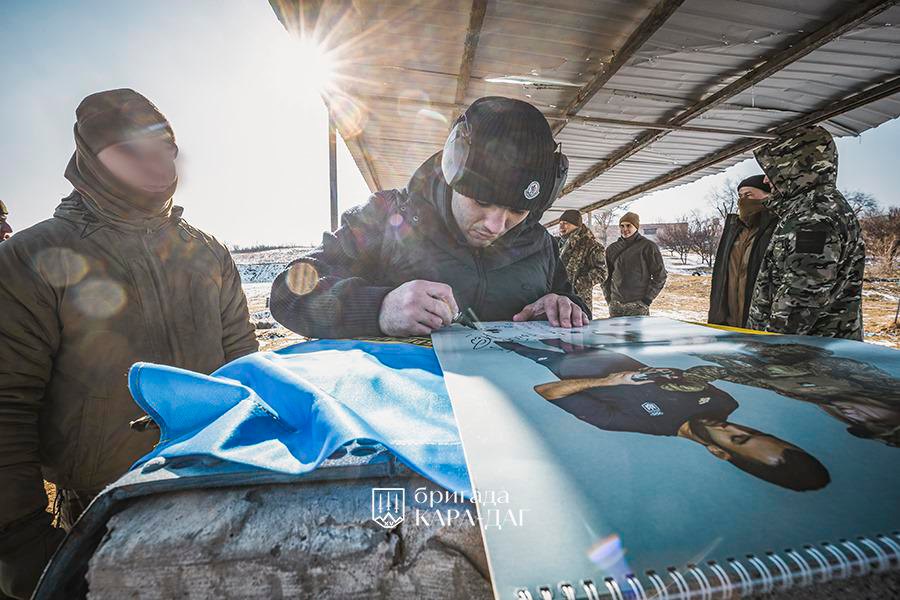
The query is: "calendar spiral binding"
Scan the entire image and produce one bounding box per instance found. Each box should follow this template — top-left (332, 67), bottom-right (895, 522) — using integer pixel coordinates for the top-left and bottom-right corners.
top-left (515, 532), bottom-right (900, 600)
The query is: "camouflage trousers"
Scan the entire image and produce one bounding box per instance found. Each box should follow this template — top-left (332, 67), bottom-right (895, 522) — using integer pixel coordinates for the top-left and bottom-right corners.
top-left (608, 300), bottom-right (650, 318)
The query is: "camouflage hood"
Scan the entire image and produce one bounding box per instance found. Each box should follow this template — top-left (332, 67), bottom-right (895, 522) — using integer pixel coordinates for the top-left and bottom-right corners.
top-left (754, 126), bottom-right (837, 209)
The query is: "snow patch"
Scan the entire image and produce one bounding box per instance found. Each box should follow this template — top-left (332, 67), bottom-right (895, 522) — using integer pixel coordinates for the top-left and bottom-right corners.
top-left (238, 263), bottom-right (288, 283)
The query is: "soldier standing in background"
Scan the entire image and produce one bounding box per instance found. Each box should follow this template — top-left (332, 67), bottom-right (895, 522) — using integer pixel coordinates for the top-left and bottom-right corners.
top-left (747, 126), bottom-right (865, 339)
top-left (603, 212), bottom-right (667, 317)
top-left (708, 175), bottom-right (778, 328)
top-left (557, 209), bottom-right (607, 309)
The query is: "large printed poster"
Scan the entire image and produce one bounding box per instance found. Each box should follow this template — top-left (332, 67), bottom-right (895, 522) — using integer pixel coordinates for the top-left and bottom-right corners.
top-left (432, 317), bottom-right (900, 599)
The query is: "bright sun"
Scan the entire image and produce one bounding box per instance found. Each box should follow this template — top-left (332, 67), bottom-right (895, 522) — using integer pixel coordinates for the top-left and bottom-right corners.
top-left (295, 37), bottom-right (336, 95)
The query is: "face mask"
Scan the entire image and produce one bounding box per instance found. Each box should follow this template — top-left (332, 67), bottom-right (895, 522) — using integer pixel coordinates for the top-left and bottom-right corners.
top-left (65, 129), bottom-right (177, 230)
top-left (737, 194), bottom-right (766, 223)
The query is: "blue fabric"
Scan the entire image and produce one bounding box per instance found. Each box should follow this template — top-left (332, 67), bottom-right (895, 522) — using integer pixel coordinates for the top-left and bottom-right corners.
top-left (128, 340), bottom-right (471, 496)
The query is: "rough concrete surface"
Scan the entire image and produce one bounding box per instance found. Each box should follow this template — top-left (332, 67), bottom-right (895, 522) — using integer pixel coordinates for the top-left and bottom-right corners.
top-left (85, 473), bottom-right (900, 599)
top-left (86, 475), bottom-right (490, 599)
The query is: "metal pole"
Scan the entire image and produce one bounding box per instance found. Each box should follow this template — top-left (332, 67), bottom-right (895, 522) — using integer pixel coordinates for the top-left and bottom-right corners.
top-left (328, 108), bottom-right (339, 232)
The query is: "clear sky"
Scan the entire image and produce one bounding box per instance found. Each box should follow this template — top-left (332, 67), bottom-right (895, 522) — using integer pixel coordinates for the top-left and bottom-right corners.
top-left (2, 1), bottom-right (898, 246)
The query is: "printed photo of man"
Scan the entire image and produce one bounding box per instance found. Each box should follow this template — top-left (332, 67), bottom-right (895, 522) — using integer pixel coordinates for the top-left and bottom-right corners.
top-left (496, 338), bottom-right (829, 492)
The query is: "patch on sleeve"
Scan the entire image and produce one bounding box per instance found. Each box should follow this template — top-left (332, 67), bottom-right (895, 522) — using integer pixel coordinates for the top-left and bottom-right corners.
top-left (795, 228), bottom-right (828, 254)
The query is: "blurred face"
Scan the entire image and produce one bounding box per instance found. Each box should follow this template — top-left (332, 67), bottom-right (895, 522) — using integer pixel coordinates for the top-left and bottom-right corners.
top-left (619, 222), bottom-right (637, 238)
top-left (558, 221), bottom-right (578, 235)
top-left (450, 192), bottom-right (529, 248)
top-left (696, 421), bottom-right (793, 465)
top-left (97, 136), bottom-right (178, 192)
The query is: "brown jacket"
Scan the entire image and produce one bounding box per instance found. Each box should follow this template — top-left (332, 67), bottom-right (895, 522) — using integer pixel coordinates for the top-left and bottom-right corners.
top-left (0, 192), bottom-right (257, 590)
top-left (708, 211), bottom-right (777, 328)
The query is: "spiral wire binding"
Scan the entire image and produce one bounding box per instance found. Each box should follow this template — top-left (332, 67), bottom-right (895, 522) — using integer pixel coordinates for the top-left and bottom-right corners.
top-left (513, 532), bottom-right (900, 598)
top-left (625, 574), bottom-right (649, 600)
top-left (603, 577), bottom-right (626, 600)
top-left (581, 580), bottom-right (601, 600)
top-left (686, 564), bottom-right (712, 600)
top-left (559, 583), bottom-right (577, 600)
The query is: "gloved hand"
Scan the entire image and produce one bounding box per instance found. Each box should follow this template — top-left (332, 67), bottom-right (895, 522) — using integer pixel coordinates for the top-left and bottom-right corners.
top-left (0, 510), bottom-right (66, 599)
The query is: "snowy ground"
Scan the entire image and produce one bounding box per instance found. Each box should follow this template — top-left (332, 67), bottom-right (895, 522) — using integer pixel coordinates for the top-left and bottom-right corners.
top-left (661, 251), bottom-right (713, 275)
top-left (237, 263), bottom-right (288, 283)
top-left (232, 247), bottom-right (313, 265)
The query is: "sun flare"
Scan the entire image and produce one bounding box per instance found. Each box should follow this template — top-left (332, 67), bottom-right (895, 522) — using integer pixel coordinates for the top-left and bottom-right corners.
top-left (295, 37), bottom-right (337, 95)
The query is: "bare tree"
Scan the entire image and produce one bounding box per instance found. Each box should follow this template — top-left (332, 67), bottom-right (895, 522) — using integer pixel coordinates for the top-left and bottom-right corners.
top-left (589, 202), bottom-right (631, 245)
top-left (841, 189), bottom-right (879, 217)
top-left (657, 219), bottom-right (692, 264)
top-left (707, 177), bottom-right (740, 220)
top-left (861, 206), bottom-right (900, 268)
top-left (687, 212), bottom-right (723, 268)
top-left (658, 212), bottom-right (723, 267)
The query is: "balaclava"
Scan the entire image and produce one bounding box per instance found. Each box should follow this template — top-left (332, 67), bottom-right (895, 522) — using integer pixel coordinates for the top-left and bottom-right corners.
top-left (64, 88), bottom-right (177, 230)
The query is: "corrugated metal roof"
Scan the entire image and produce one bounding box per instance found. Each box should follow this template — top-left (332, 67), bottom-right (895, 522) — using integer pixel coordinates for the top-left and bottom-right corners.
top-left (270, 0), bottom-right (900, 221)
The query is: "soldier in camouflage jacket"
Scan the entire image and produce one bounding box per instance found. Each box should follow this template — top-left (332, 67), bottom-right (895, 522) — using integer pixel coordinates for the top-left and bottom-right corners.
top-left (747, 126), bottom-right (865, 340)
top-left (557, 210), bottom-right (607, 306)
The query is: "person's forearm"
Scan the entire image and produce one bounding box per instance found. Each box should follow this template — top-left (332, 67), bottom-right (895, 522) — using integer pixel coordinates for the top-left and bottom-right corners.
top-left (534, 376), bottom-right (617, 400)
top-left (270, 267), bottom-right (393, 338)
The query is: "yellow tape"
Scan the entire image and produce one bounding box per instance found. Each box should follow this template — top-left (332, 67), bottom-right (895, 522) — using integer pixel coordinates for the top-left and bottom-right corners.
top-left (687, 322), bottom-right (779, 335)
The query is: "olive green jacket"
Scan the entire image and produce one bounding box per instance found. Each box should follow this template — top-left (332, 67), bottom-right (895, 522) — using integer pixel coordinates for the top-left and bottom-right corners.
top-left (0, 192), bottom-right (257, 596)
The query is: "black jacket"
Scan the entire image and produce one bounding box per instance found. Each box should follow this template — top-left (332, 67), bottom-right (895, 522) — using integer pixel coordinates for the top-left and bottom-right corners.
top-left (603, 233), bottom-right (666, 306)
top-left (498, 341), bottom-right (737, 437)
top-left (708, 212), bottom-right (777, 327)
top-left (271, 153), bottom-right (588, 338)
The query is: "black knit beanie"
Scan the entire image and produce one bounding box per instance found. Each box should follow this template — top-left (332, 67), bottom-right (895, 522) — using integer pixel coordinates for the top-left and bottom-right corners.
top-left (442, 97), bottom-right (559, 211)
top-left (737, 174), bottom-right (771, 194)
top-left (559, 209), bottom-right (582, 226)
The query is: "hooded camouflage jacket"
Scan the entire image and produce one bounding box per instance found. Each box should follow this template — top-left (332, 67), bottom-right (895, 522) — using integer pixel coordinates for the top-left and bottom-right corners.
top-left (747, 126), bottom-right (865, 340)
top-left (559, 224), bottom-right (607, 305)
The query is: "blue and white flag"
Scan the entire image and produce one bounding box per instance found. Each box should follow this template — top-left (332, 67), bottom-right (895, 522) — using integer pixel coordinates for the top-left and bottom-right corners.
top-left (128, 339), bottom-right (471, 496)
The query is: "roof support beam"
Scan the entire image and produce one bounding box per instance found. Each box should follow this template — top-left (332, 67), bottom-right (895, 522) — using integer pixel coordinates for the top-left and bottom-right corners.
top-left (451, 0), bottom-right (489, 123)
top-left (547, 74), bottom-right (900, 223)
top-left (602, 87), bottom-right (806, 114)
top-left (561, 0), bottom-right (898, 197)
top-left (353, 94), bottom-right (777, 139)
top-left (552, 0), bottom-right (684, 135)
top-left (561, 115), bottom-right (777, 139)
